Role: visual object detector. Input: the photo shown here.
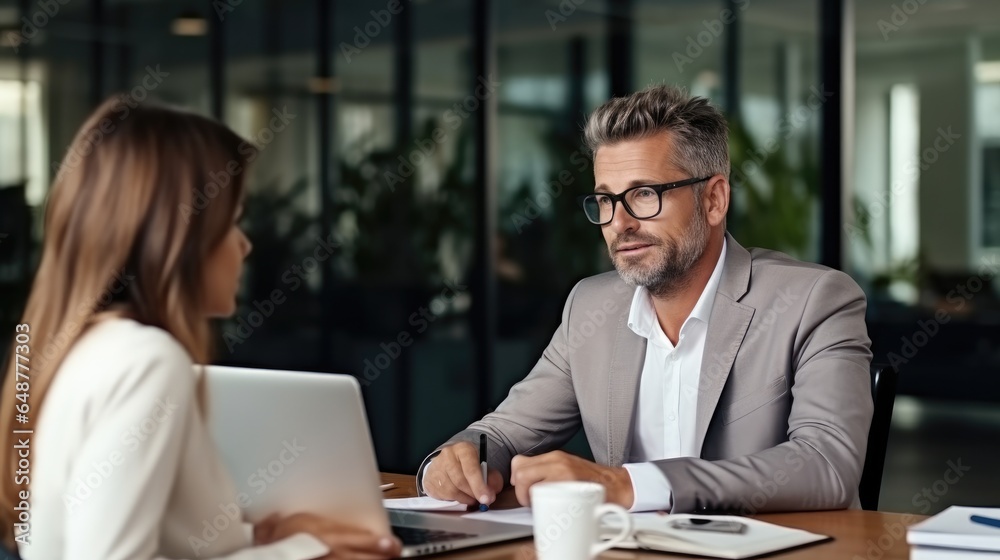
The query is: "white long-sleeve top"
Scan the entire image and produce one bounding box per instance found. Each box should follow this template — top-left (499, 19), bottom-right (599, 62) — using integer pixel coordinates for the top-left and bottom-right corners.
top-left (21, 318), bottom-right (328, 560)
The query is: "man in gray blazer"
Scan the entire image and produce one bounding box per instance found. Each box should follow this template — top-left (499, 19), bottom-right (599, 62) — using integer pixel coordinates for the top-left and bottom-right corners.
top-left (418, 85), bottom-right (873, 514)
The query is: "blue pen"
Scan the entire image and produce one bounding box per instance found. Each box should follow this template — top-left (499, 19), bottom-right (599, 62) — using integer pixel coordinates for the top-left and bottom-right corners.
top-left (971, 515), bottom-right (1000, 529)
top-left (479, 434), bottom-right (489, 512)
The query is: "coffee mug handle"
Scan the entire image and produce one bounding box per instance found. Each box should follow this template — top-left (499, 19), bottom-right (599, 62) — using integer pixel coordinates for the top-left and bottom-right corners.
top-left (590, 503), bottom-right (633, 557)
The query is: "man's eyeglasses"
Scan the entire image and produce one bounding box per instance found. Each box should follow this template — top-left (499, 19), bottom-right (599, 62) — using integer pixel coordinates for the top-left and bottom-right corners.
top-left (576, 176), bottom-right (711, 225)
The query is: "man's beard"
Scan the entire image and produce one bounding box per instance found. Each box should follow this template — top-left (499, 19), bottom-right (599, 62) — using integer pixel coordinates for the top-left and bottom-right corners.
top-left (609, 206), bottom-right (710, 298)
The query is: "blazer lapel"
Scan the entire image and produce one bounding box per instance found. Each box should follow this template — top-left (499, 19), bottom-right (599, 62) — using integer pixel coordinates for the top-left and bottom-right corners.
top-left (695, 233), bottom-right (755, 453)
top-left (606, 301), bottom-right (646, 467)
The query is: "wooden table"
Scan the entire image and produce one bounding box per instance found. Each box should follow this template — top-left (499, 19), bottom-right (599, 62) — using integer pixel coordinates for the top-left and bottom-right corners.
top-left (381, 473), bottom-right (924, 559)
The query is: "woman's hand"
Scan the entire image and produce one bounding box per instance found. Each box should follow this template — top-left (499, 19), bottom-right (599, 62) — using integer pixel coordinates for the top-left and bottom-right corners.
top-left (253, 514), bottom-right (280, 545)
top-left (255, 513), bottom-right (402, 559)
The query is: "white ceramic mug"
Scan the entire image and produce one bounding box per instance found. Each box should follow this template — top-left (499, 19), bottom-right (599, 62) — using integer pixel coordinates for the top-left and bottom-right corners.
top-left (530, 481), bottom-right (634, 560)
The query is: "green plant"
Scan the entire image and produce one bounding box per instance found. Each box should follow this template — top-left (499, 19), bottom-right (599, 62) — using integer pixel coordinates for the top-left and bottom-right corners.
top-left (727, 119), bottom-right (819, 258)
top-left (499, 126), bottom-right (607, 289)
top-left (847, 193), bottom-right (921, 295)
top-left (334, 119), bottom-right (475, 288)
top-left (240, 176), bottom-right (317, 302)
top-left (872, 256), bottom-right (921, 294)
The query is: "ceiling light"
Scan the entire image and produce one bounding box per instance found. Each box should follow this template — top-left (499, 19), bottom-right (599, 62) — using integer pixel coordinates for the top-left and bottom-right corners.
top-left (308, 77), bottom-right (340, 94)
top-left (171, 11), bottom-right (207, 36)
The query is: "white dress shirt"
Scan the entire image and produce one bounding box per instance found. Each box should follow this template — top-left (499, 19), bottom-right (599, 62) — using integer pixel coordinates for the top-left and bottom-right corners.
top-left (622, 239), bottom-right (727, 512)
top-left (22, 318), bottom-right (328, 560)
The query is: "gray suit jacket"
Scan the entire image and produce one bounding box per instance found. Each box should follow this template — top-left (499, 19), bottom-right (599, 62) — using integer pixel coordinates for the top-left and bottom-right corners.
top-left (422, 233), bottom-right (873, 514)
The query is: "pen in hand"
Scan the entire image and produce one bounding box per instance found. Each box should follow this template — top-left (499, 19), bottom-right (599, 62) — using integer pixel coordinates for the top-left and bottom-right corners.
top-left (479, 434), bottom-right (489, 512)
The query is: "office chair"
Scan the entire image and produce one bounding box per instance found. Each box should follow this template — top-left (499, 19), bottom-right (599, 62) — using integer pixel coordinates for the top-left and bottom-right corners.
top-left (859, 363), bottom-right (899, 511)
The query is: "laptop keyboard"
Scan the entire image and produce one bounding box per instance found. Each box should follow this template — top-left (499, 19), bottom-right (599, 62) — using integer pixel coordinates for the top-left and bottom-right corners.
top-left (391, 525), bottom-right (477, 546)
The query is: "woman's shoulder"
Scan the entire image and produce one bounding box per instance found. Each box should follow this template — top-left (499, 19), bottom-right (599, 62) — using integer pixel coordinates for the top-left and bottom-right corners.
top-left (55, 317), bottom-right (197, 403)
top-left (69, 317), bottom-right (193, 366)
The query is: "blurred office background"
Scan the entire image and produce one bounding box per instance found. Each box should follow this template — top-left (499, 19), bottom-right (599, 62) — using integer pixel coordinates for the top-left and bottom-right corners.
top-left (1, 0), bottom-right (998, 513)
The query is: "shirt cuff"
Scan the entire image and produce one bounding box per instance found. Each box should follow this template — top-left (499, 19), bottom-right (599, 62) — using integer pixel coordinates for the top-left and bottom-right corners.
top-left (416, 459), bottom-right (433, 496)
top-left (623, 462), bottom-right (674, 512)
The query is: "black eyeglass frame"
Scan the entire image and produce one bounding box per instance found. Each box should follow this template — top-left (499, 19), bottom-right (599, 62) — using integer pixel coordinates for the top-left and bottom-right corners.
top-left (576, 176), bottom-right (712, 225)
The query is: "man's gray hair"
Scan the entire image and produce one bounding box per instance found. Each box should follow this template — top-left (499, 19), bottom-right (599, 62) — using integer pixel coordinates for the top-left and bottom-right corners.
top-left (583, 85), bottom-right (730, 183)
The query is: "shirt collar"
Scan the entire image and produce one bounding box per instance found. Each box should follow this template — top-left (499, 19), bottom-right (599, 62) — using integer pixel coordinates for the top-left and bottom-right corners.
top-left (627, 238), bottom-right (728, 340)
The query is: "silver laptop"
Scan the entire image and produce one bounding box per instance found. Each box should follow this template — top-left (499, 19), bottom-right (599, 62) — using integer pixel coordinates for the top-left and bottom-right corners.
top-left (205, 365), bottom-right (532, 557)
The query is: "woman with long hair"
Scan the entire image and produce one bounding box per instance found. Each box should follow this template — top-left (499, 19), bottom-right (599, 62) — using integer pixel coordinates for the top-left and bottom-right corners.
top-left (0, 97), bottom-right (401, 559)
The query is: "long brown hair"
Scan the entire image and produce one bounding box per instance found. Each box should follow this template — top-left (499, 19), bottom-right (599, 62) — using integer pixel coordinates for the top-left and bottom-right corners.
top-left (0, 96), bottom-right (256, 545)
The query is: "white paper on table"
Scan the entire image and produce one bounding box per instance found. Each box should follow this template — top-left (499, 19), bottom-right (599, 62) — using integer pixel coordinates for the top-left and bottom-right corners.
top-left (382, 496), bottom-right (468, 512)
top-left (601, 513), bottom-right (830, 557)
top-left (462, 507), bottom-right (534, 526)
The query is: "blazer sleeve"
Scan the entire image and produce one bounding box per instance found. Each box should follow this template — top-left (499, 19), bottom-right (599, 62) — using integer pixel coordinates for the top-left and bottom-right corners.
top-left (56, 334), bottom-right (328, 560)
top-left (651, 269), bottom-right (874, 513)
top-left (417, 281), bottom-right (586, 492)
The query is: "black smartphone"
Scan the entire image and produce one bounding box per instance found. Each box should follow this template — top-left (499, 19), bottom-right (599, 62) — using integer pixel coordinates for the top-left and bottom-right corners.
top-left (669, 517), bottom-right (747, 534)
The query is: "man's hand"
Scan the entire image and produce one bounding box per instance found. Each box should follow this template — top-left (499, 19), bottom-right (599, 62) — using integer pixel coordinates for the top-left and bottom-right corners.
top-left (510, 451), bottom-right (634, 509)
top-left (423, 442), bottom-right (504, 506)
